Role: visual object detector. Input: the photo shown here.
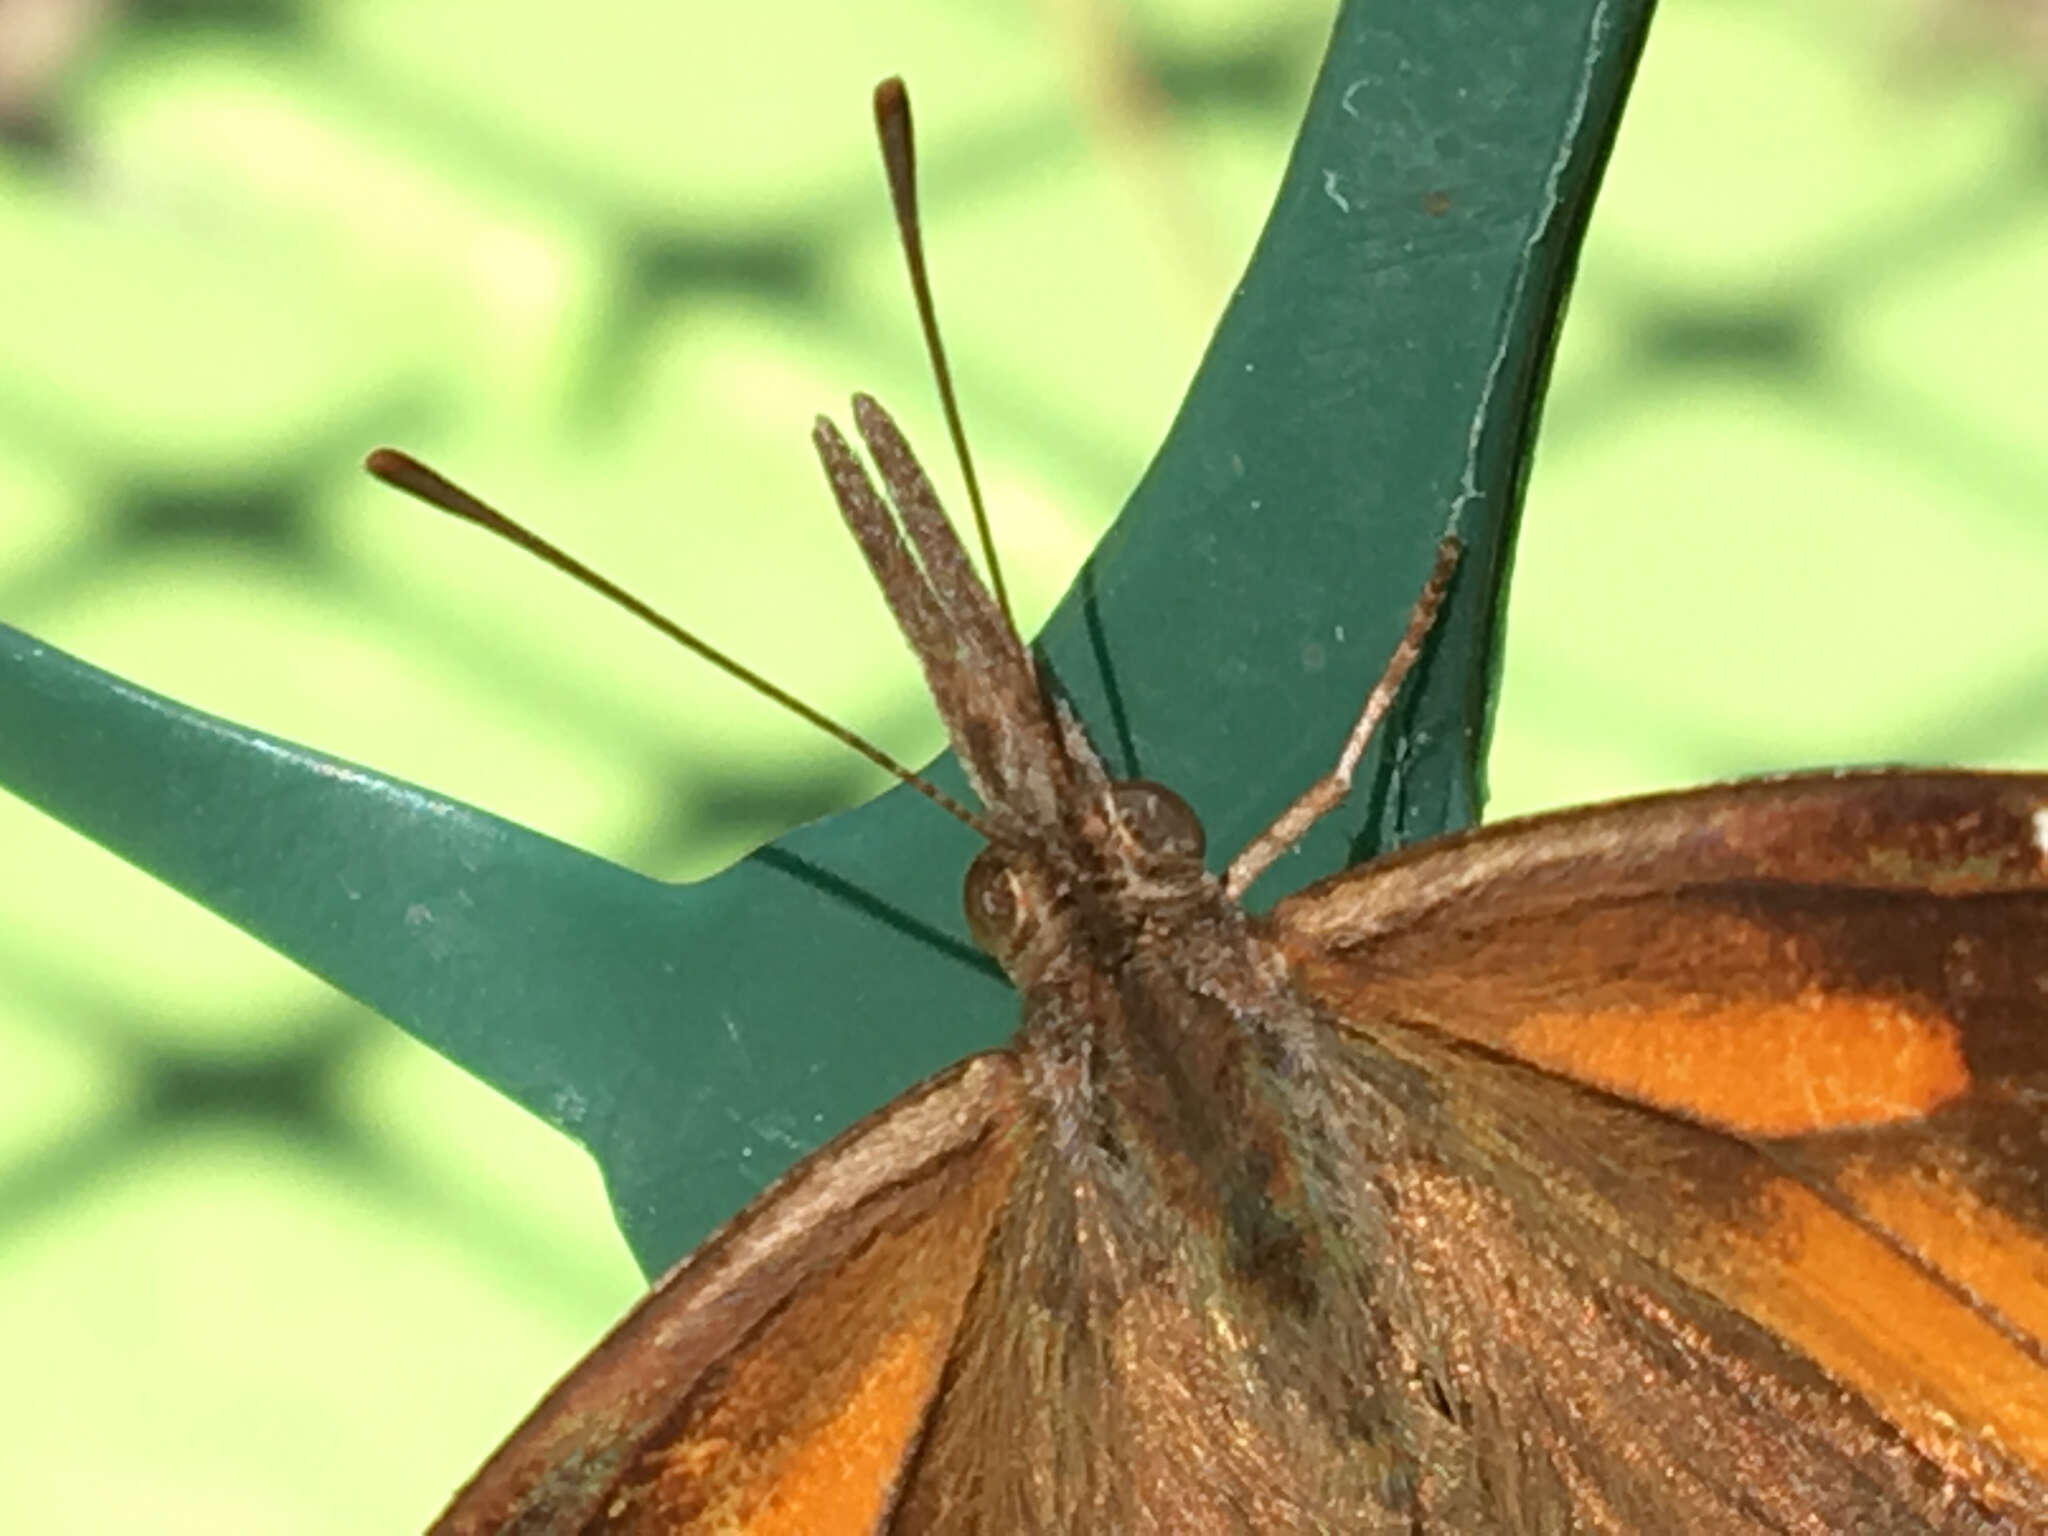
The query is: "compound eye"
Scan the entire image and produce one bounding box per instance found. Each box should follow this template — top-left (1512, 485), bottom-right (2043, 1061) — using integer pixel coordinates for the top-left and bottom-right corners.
top-left (1109, 780), bottom-right (1205, 863)
top-left (963, 847), bottom-right (1027, 963)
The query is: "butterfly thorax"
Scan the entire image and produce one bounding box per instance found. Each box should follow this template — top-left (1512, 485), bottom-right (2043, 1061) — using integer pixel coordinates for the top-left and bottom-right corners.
top-left (925, 775), bottom-right (1455, 1528)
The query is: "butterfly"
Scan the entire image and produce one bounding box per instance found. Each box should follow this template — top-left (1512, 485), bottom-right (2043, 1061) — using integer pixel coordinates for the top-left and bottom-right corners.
top-left (376, 81), bottom-right (2048, 1535)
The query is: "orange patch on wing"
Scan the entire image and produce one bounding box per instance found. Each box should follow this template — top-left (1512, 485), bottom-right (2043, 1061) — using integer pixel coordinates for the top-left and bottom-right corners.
top-left (1507, 992), bottom-right (1970, 1135)
top-left (1831, 1160), bottom-right (2048, 1349)
top-left (735, 1321), bottom-right (944, 1534)
top-left (1701, 1175), bottom-right (2048, 1498)
top-left (622, 1102), bottom-right (1020, 1534)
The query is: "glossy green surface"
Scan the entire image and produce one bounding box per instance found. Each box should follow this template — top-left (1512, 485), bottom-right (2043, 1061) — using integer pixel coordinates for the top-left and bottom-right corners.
top-left (4, 2), bottom-right (2044, 1529)
top-left (0, 0), bottom-right (1652, 1274)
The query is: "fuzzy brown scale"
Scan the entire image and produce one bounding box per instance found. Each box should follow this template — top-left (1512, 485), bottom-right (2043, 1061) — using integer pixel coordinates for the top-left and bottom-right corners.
top-left (405, 383), bottom-right (2048, 1529)
top-left (415, 408), bottom-right (2048, 1532)
top-left (772, 398), bottom-right (1463, 1527)
top-left (793, 393), bottom-right (2048, 1525)
top-left (402, 83), bottom-right (2048, 1529)
top-left (977, 773), bottom-right (1408, 1440)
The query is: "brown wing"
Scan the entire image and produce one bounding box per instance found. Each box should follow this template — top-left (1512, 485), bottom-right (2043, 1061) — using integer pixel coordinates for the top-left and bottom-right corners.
top-left (1273, 769), bottom-right (2048, 1527)
top-left (430, 1053), bottom-right (1027, 1535)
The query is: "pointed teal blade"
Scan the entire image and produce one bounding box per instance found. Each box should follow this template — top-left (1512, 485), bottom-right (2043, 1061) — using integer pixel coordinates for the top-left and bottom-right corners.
top-left (0, 0), bottom-right (1657, 1274)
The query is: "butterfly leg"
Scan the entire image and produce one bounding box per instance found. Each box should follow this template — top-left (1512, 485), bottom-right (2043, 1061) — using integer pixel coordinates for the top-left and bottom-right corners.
top-left (1224, 536), bottom-right (1461, 896)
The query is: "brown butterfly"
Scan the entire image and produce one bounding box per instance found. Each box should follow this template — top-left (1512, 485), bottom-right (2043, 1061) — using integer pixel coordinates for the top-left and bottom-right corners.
top-left (379, 82), bottom-right (2048, 1534)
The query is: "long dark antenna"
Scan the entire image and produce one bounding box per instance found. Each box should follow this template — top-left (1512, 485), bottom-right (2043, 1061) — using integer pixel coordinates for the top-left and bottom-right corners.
top-left (362, 448), bottom-right (992, 837)
top-left (872, 77), bottom-right (1014, 632)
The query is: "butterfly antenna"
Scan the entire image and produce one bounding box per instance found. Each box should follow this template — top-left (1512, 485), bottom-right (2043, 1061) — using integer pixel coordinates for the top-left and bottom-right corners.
top-left (872, 77), bottom-right (1015, 634)
top-left (362, 448), bottom-right (993, 836)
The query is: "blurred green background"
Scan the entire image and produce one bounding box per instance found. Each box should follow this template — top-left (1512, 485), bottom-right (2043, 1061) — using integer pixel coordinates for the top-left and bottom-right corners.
top-left (1, 0), bottom-right (2043, 1529)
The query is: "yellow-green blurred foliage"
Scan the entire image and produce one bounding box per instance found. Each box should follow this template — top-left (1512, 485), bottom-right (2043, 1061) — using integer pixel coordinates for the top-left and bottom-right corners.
top-left (0, 0), bottom-right (2042, 1528)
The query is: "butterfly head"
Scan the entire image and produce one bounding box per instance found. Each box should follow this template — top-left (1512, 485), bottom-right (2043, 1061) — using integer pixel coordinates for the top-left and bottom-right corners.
top-left (964, 772), bottom-right (1214, 982)
top-left (810, 395), bottom-right (1224, 984)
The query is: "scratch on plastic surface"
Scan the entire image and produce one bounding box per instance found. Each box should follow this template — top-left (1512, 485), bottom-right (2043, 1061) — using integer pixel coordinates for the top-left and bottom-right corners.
top-left (1340, 77), bottom-right (1369, 118)
top-left (225, 724), bottom-right (480, 836)
top-left (725, 1102), bottom-right (756, 1161)
top-left (404, 899), bottom-right (455, 960)
top-left (300, 753), bottom-right (377, 785)
top-left (719, 1009), bottom-right (757, 1079)
top-left (552, 1083), bottom-right (588, 1129)
top-left (1322, 169), bottom-right (1352, 213)
top-left (1446, 0), bottom-right (1612, 541)
top-left (717, 1102), bottom-right (804, 1160)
